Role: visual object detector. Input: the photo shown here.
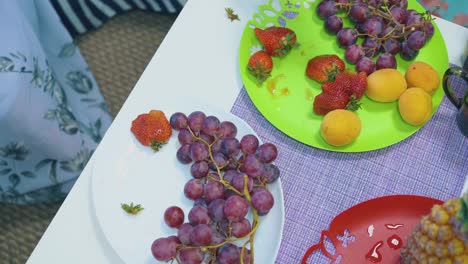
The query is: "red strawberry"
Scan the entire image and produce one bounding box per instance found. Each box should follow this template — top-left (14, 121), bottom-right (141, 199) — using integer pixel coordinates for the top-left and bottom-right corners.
top-left (131, 110), bottom-right (172, 151)
top-left (247, 51), bottom-right (273, 84)
top-left (313, 93), bottom-right (349, 115)
top-left (350, 71), bottom-right (367, 99)
top-left (313, 71), bottom-right (366, 115)
top-left (254, 27), bottom-right (298, 57)
top-left (306, 55), bottom-right (345, 83)
top-left (322, 71), bottom-right (367, 99)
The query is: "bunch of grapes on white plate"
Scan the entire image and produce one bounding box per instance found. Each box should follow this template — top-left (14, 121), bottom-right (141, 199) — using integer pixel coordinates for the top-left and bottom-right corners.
top-left (317, 0), bottom-right (435, 74)
top-left (150, 111), bottom-right (280, 264)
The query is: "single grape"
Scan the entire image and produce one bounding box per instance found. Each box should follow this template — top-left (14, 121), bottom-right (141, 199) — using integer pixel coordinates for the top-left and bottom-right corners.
top-left (223, 170), bottom-right (239, 184)
top-left (382, 38), bottom-right (400, 54)
top-left (251, 187), bottom-right (275, 216)
top-left (178, 129), bottom-right (194, 145)
top-left (356, 57), bottom-right (376, 75)
top-left (187, 111), bottom-right (206, 134)
top-left (151, 237), bottom-right (178, 261)
top-left (363, 17), bottom-right (383, 36)
top-left (211, 139), bottom-right (222, 154)
top-left (405, 13), bottom-right (423, 30)
top-left (231, 218), bottom-right (252, 238)
top-left (217, 121), bottom-right (237, 139)
top-left (208, 153), bottom-right (228, 170)
top-left (178, 248), bottom-right (203, 264)
top-left (345, 44), bottom-right (365, 65)
top-left (390, 6), bottom-right (406, 23)
top-left (316, 0), bottom-right (337, 19)
top-left (261, 163), bottom-right (280, 183)
top-left (189, 142), bottom-right (209, 162)
top-left (188, 205), bottom-right (210, 225)
top-left (224, 195), bottom-right (249, 222)
top-left (208, 198), bottom-right (225, 222)
top-left (407, 31), bottom-right (426, 51)
top-left (243, 154), bottom-right (265, 177)
top-left (217, 244), bottom-right (240, 264)
top-left (325, 15), bottom-right (343, 34)
top-left (177, 223), bottom-right (193, 245)
top-left (221, 138), bottom-right (241, 158)
top-left (204, 180), bottom-right (225, 204)
top-left (423, 21), bottom-right (434, 39)
top-left (190, 161), bottom-right (209, 179)
top-left (177, 144), bottom-right (193, 164)
top-left (400, 41), bottom-right (419, 61)
top-left (354, 22), bottom-right (364, 34)
top-left (201, 116), bottom-right (220, 136)
top-left (256, 143), bottom-right (278, 163)
top-left (240, 134), bottom-right (259, 155)
top-left (184, 179), bottom-right (204, 200)
top-left (164, 206), bottom-right (185, 228)
top-left (349, 4), bottom-right (369, 23)
top-left (231, 173), bottom-right (253, 193)
top-left (362, 37), bottom-right (380, 57)
top-left (337, 28), bottom-right (358, 48)
top-left (376, 53), bottom-right (397, 69)
top-left (170, 112), bottom-right (188, 130)
top-left (190, 224), bottom-right (213, 246)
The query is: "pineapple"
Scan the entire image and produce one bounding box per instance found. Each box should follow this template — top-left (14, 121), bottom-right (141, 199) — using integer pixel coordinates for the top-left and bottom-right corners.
top-left (401, 194), bottom-right (468, 264)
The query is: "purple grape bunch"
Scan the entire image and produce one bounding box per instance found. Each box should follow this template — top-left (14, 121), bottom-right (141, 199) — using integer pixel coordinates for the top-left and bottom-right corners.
top-left (151, 111), bottom-right (280, 264)
top-left (317, 0), bottom-right (435, 74)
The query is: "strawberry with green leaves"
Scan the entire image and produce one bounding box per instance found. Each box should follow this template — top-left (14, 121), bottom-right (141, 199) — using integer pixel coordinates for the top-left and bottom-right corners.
top-left (306, 55), bottom-right (345, 83)
top-left (254, 26), bottom-right (298, 57)
top-left (131, 110), bottom-right (172, 151)
top-left (248, 51), bottom-right (273, 84)
top-left (313, 71), bottom-right (367, 115)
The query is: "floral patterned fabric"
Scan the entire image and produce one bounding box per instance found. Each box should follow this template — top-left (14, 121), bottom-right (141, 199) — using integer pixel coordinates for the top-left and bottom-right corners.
top-left (0, 0), bottom-right (112, 204)
top-left (418, 0), bottom-right (468, 27)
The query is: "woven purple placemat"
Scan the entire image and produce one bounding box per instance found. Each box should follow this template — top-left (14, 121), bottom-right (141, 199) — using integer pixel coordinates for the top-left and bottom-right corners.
top-left (230, 76), bottom-right (468, 263)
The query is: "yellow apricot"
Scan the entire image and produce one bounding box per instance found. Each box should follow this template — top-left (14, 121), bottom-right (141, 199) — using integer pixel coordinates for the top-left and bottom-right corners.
top-left (405, 61), bottom-right (440, 94)
top-left (320, 110), bottom-right (361, 146)
top-left (366, 69), bottom-right (407, 102)
top-left (398, 87), bottom-right (433, 126)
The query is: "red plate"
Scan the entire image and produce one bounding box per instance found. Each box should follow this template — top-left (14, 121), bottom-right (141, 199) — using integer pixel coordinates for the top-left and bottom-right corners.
top-left (302, 195), bottom-right (442, 264)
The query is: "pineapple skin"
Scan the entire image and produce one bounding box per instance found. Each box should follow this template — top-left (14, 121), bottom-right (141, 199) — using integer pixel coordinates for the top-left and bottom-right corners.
top-left (401, 198), bottom-right (468, 264)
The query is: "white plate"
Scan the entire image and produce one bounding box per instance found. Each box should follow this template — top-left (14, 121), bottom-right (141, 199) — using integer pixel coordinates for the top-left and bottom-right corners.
top-left (90, 100), bottom-right (285, 264)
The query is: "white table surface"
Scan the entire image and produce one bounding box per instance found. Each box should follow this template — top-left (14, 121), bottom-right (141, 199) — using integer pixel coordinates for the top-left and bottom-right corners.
top-left (27, 1), bottom-right (468, 263)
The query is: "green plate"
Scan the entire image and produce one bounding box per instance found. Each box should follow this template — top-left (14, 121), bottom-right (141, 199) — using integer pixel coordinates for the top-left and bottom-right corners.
top-left (239, 0), bottom-right (449, 152)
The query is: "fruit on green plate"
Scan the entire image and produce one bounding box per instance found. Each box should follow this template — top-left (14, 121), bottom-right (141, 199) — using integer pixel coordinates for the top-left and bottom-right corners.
top-left (398, 87), bottom-right (433, 126)
top-left (239, 0), bottom-right (448, 152)
top-left (320, 109), bottom-right (361, 146)
top-left (366, 69), bottom-right (407, 102)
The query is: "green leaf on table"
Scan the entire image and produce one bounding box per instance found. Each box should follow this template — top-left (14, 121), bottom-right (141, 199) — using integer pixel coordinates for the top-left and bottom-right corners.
top-left (225, 7), bottom-right (240, 22)
top-left (121, 202), bottom-right (144, 215)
